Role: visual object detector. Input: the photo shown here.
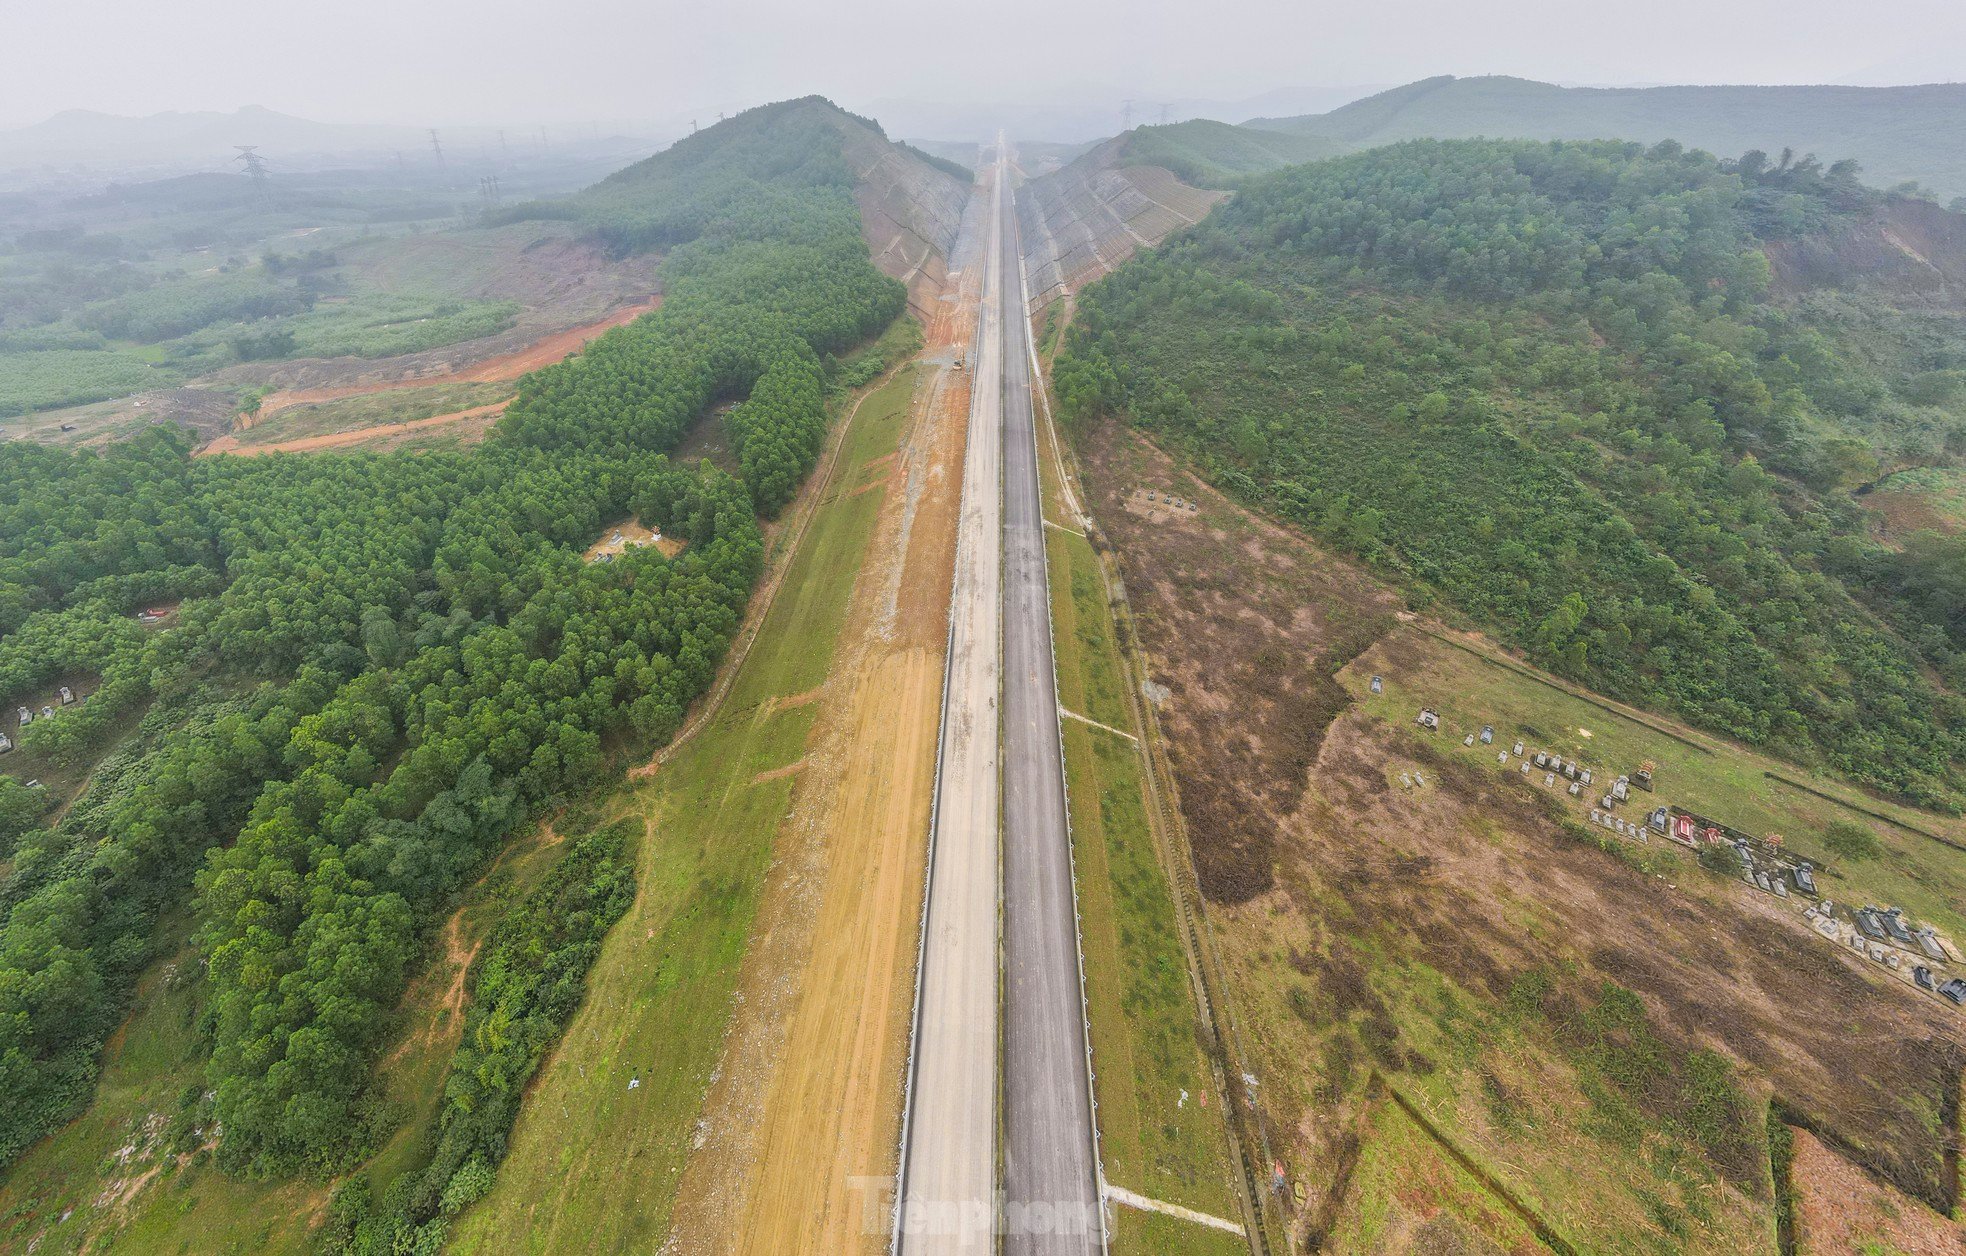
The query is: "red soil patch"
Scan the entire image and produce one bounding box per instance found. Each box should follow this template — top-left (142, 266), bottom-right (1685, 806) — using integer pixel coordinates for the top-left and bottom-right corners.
top-left (198, 400), bottom-right (510, 457)
top-left (1790, 1127), bottom-right (1963, 1254)
top-left (247, 298), bottom-right (660, 419)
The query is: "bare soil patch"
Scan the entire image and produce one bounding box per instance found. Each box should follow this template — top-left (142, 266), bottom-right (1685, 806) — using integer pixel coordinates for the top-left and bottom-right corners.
top-left (240, 298), bottom-right (659, 420)
top-left (1791, 1127), bottom-right (1964, 1254)
top-left (1074, 417), bottom-right (1966, 1231)
top-left (199, 399), bottom-right (510, 457)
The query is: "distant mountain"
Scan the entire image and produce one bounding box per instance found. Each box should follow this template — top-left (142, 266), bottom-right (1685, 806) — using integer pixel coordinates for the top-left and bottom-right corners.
top-left (0, 106), bottom-right (455, 172)
top-left (1115, 119), bottom-right (1348, 188)
top-left (1249, 76), bottom-right (1966, 199)
top-left (863, 84), bottom-right (1383, 144)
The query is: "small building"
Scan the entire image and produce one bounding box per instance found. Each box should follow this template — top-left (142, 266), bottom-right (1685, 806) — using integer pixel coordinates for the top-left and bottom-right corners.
top-left (1913, 966), bottom-right (1936, 991)
top-left (1881, 909), bottom-right (1914, 944)
top-left (1942, 978), bottom-right (1966, 1006)
top-left (57, 686), bottom-right (74, 706)
top-left (1857, 909), bottom-right (1887, 940)
top-left (1917, 929), bottom-right (1946, 961)
top-left (1793, 863), bottom-right (1818, 895)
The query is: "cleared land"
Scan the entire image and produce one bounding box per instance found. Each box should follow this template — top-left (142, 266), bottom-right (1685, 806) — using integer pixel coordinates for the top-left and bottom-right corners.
top-left (670, 253), bottom-right (977, 1253)
top-left (1866, 466), bottom-right (1966, 538)
top-left (1070, 416), bottom-right (1966, 1252)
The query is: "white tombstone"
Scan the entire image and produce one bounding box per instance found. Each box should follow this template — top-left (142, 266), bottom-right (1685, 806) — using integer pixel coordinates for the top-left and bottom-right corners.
top-left (1498, 752), bottom-right (1509, 765)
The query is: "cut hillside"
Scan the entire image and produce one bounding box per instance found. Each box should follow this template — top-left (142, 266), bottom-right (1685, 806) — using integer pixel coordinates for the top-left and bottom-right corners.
top-left (526, 96), bottom-right (968, 315)
top-left (1017, 120), bottom-right (1343, 311)
top-left (1017, 130), bottom-right (1229, 310)
top-left (1251, 75), bottom-right (1966, 200)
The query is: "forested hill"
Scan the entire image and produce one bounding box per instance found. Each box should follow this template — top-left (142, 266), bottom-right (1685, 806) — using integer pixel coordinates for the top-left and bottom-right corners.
top-left (1249, 76), bottom-right (1966, 200)
top-left (0, 90), bottom-right (907, 1226)
top-left (1056, 137), bottom-right (1966, 809)
top-left (502, 95), bottom-right (969, 303)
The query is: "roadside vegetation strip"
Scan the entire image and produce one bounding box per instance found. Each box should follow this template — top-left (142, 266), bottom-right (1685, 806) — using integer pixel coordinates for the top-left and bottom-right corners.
top-left (446, 328), bottom-right (921, 1254)
top-left (1032, 363), bottom-right (1270, 1251)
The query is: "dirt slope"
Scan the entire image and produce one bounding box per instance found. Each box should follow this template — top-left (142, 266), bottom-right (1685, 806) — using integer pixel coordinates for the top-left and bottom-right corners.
top-left (1016, 136), bottom-right (1225, 312)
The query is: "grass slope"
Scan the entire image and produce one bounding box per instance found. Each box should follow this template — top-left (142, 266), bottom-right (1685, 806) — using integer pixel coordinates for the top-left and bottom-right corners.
top-left (447, 353), bottom-right (918, 1253)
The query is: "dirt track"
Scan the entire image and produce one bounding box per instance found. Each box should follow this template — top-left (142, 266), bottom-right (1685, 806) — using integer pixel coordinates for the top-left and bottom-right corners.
top-left (244, 298), bottom-right (660, 419)
top-left (660, 188), bottom-right (985, 1255)
top-left (197, 400), bottom-right (511, 457)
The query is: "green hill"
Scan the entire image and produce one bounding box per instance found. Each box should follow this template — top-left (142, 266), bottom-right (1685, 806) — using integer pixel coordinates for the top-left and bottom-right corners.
top-left (1055, 137), bottom-right (1966, 809)
top-left (1251, 76), bottom-right (1966, 199)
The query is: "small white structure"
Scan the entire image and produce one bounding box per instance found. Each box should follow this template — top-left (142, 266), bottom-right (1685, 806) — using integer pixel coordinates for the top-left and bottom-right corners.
top-left (0, 732), bottom-right (12, 754)
top-left (15, 706), bottom-right (29, 726)
top-left (1369, 675), bottom-right (1384, 695)
top-left (58, 686), bottom-right (74, 706)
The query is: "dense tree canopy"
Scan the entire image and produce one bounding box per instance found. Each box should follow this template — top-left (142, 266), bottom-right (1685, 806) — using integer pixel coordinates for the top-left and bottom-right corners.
top-left (0, 102), bottom-right (903, 1172)
top-left (1058, 138), bottom-right (1966, 808)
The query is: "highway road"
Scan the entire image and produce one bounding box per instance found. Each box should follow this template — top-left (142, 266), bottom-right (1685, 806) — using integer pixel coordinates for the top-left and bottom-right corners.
top-left (896, 142), bottom-right (1102, 1256)
top-left (997, 145), bottom-right (1104, 1255)
top-left (895, 149), bottom-right (1005, 1255)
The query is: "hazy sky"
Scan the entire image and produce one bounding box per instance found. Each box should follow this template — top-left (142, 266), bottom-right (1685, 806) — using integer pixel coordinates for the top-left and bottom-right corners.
top-left (4, 0), bottom-right (1964, 130)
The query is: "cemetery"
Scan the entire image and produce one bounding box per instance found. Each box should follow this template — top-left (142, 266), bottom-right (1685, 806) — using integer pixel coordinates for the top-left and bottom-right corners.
top-left (1391, 674), bottom-right (1964, 1010)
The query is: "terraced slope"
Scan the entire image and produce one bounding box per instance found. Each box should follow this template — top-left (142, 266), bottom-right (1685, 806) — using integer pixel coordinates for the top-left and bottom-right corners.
top-left (1016, 134), bottom-right (1226, 311)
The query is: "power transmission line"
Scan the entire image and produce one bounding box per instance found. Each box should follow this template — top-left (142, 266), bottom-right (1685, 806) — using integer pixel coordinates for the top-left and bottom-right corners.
top-left (428, 128), bottom-right (446, 167)
top-left (1121, 99), bottom-right (1134, 131)
top-left (234, 145), bottom-right (271, 202)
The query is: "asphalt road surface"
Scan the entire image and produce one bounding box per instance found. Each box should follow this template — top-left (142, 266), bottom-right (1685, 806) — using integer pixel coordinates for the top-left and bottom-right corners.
top-left (895, 153), bottom-right (1005, 1256)
top-left (998, 146), bottom-right (1104, 1256)
top-left (896, 144), bottom-right (1102, 1256)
